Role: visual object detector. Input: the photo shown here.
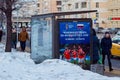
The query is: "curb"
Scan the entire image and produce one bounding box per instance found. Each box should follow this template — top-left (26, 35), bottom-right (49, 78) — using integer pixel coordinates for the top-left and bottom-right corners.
top-left (104, 66), bottom-right (120, 77)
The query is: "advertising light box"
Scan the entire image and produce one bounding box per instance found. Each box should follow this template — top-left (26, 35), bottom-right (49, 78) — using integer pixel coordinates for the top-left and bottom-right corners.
top-left (58, 19), bottom-right (92, 65)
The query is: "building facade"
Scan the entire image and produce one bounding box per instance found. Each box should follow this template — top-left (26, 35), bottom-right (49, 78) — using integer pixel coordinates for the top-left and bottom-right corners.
top-left (91, 0), bottom-right (109, 28)
top-left (108, 0), bottom-right (120, 28)
top-left (12, 1), bottom-right (38, 28)
top-left (62, 0), bottom-right (109, 28)
top-left (12, 0), bottom-right (62, 28)
top-left (37, 0), bottom-right (62, 14)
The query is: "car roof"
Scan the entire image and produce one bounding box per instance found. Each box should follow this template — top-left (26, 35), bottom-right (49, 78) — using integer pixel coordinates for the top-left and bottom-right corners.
top-left (116, 31), bottom-right (120, 34)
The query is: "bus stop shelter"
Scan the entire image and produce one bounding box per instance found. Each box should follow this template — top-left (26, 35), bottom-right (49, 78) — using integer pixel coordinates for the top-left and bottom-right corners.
top-left (31, 10), bottom-right (97, 64)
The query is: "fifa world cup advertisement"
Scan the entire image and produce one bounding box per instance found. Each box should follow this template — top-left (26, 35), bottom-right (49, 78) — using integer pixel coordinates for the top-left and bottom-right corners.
top-left (59, 19), bottom-right (91, 65)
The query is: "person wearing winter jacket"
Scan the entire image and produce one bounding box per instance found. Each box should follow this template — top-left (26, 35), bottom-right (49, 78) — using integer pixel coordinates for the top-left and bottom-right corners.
top-left (92, 29), bottom-right (100, 64)
top-left (101, 32), bottom-right (113, 71)
top-left (18, 27), bottom-right (29, 52)
top-left (12, 28), bottom-right (17, 49)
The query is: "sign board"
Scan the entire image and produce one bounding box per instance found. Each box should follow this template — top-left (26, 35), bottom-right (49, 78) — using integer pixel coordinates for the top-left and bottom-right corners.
top-left (58, 19), bottom-right (92, 65)
top-left (112, 17), bottom-right (120, 20)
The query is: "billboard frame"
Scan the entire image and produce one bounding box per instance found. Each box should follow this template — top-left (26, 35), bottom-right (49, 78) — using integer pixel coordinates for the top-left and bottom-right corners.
top-left (55, 18), bottom-right (93, 65)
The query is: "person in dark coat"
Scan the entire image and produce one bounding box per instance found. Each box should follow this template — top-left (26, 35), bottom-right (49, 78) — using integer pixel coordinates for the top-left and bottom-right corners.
top-left (92, 29), bottom-right (100, 64)
top-left (0, 28), bottom-right (3, 42)
top-left (12, 28), bottom-right (17, 49)
top-left (101, 32), bottom-right (113, 71)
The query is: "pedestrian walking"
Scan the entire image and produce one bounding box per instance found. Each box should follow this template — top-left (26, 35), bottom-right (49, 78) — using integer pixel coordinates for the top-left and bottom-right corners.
top-left (0, 28), bottom-right (3, 42)
top-left (101, 32), bottom-right (113, 71)
top-left (92, 29), bottom-right (100, 64)
top-left (12, 28), bottom-right (17, 49)
top-left (18, 27), bottom-right (29, 52)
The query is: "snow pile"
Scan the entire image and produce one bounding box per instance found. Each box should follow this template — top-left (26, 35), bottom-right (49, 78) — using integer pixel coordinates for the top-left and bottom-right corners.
top-left (0, 52), bottom-right (34, 80)
top-left (0, 52), bottom-right (120, 80)
top-left (0, 44), bottom-right (120, 80)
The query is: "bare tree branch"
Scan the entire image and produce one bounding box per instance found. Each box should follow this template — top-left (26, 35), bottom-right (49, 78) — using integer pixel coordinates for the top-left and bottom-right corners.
top-left (0, 7), bottom-right (6, 12)
top-left (11, 0), bottom-right (18, 3)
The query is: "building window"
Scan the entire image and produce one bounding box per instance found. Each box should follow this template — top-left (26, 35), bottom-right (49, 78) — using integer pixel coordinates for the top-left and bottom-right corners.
top-left (96, 12), bottom-right (99, 18)
top-left (81, 2), bottom-right (87, 8)
top-left (96, 2), bottom-right (99, 8)
top-left (57, 1), bottom-right (62, 5)
top-left (75, 3), bottom-right (79, 9)
top-left (57, 7), bottom-right (62, 11)
top-left (37, 3), bottom-right (40, 7)
top-left (68, 4), bottom-right (72, 10)
top-left (96, 23), bottom-right (99, 27)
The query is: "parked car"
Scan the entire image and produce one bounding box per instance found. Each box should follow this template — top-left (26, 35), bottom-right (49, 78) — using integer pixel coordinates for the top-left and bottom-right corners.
top-left (115, 28), bottom-right (120, 33)
top-left (116, 31), bottom-right (120, 36)
top-left (111, 37), bottom-right (120, 57)
top-left (108, 28), bottom-right (118, 34)
top-left (97, 27), bottom-right (104, 33)
top-left (100, 28), bottom-right (111, 33)
top-left (112, 31), bottom-right (120, 39)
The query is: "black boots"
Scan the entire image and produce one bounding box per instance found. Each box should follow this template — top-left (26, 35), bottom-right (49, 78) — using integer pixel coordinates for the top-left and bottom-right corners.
top-left (109, 68), bottom-right (113, 72)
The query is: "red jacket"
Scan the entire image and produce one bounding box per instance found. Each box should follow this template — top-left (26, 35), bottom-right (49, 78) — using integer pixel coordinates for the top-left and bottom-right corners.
top-left (72, 50), bottom-right (77, 58)
top-left (64, 49), bottom-right (71, 59)
top-left (78, 49), bottom-right (85, 58)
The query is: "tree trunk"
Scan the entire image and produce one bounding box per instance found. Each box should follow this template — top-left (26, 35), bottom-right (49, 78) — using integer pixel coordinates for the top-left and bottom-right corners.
top-left (5, 11), bottom-right (12, 52)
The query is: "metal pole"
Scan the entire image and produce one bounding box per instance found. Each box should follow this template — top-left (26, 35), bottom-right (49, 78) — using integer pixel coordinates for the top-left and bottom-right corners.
top-left (16, 9), bottom-right (19, 42)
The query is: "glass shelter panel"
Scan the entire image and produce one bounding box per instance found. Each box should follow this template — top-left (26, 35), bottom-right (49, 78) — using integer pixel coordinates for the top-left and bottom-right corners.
top-left (31, 17), bottom-right (52, 63)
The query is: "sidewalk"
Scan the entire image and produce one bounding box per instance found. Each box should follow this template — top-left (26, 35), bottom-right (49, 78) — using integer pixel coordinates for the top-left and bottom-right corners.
top-left (17, 47), bottom-right (31, 53)
top-left (104, 67), bottom-right (120, 77)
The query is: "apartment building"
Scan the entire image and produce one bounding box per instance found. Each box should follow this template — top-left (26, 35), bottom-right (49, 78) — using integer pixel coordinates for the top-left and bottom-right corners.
top-left (108, 0), bottom-right (120, 28)
top-left (62, 0), bottom-right (109, 28)
top-left (37, 0), bottom-right (62, 14)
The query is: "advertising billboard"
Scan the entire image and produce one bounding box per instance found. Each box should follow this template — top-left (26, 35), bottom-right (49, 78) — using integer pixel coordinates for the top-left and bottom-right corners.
top-left (58, 19), bottom-right (92, 65)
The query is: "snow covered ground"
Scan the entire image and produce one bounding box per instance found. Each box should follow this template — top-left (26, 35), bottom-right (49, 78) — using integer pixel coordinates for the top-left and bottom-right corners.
top-left (0, 43), bottom-right (120, 80)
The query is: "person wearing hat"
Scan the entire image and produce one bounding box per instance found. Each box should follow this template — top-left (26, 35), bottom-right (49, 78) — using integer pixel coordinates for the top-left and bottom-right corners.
top-left (101, 32), bottom-right (113, 71)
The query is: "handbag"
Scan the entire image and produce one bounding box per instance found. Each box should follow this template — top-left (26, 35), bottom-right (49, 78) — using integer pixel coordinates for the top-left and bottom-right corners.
top-left (17, 42), bottom-right (20, 48)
